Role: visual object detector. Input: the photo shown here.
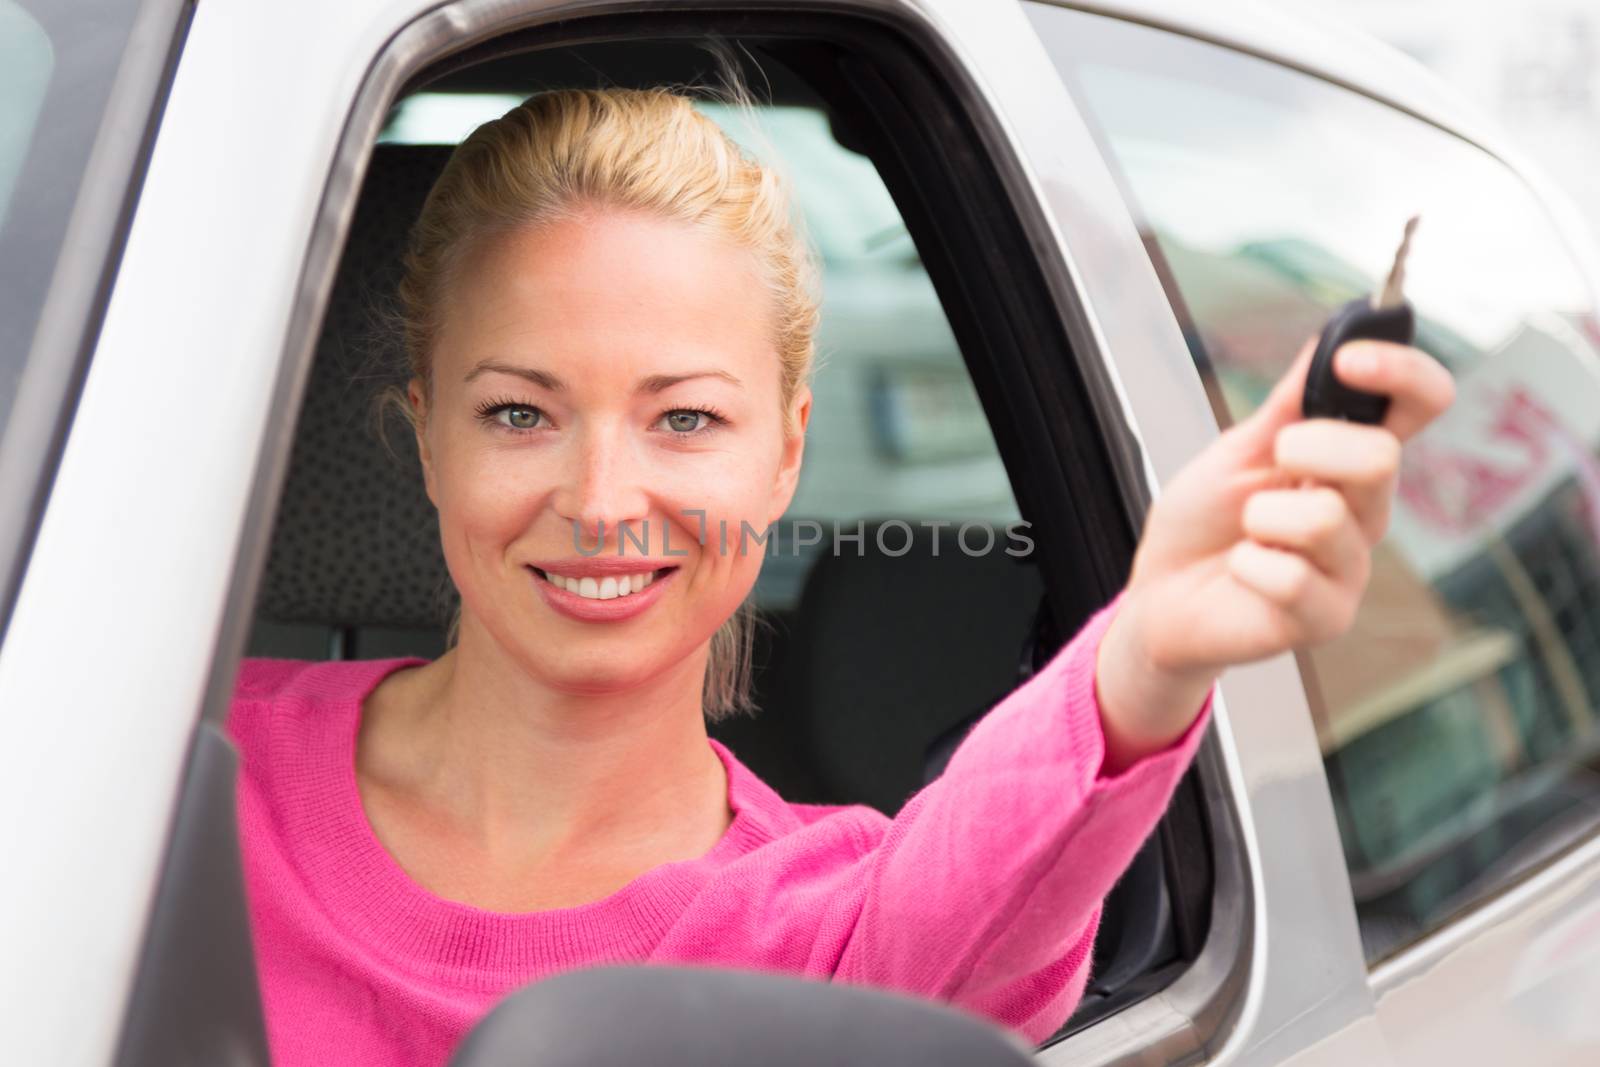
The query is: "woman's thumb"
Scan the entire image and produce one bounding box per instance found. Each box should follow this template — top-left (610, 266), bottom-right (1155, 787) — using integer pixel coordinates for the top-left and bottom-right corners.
top-left (1233, 336), bottom-right (1318, 451)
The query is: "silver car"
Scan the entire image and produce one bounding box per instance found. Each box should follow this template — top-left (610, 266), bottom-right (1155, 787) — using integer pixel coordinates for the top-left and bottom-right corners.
top-left (4, 0), bottom-right (1599, 1064)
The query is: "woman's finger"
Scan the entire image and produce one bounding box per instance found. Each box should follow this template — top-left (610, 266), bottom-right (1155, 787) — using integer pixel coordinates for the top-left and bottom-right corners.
top-left (1275, 420), bottom-right (1400, 485)
top-left (1332, 340), bottom-right (1457, 441)
top-left (1226, 540), bottom-right (1359, 644)
top-left (1241, 487), bottom-right (1369, 581)
top-left (1273, 420), bottom-right (1399, 541)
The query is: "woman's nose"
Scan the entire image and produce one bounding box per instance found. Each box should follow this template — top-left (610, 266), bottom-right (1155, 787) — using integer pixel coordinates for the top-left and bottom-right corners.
top-left (551, 426), bottom-right (652, 548)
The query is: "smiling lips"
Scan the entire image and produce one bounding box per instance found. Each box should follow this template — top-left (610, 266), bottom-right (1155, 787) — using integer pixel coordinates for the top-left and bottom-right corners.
top-left (536, 567), bottom-right (660, 600)
top-left (528, 562), bottom-right (678, 621)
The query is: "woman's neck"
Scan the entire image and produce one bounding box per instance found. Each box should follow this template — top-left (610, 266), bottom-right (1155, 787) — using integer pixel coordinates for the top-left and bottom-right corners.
top-left (354, 616), bottom-right (733, 910)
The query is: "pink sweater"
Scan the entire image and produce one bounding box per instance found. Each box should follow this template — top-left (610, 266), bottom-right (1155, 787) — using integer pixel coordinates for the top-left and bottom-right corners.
top-left (228, 598), bottom-right (1211, 1067)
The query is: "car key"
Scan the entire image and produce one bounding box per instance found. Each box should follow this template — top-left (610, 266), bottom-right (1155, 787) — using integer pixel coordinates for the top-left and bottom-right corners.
top-left (1301, 215), bottom-right (1419, 424)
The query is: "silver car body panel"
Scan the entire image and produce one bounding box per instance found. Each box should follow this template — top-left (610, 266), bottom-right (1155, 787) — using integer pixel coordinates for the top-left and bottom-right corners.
top-left (0, 1), bottom-right (1597, 1065)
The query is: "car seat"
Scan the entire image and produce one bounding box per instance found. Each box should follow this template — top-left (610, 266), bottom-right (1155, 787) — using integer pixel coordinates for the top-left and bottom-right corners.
top-left (769, 520), bottom-right (1042, 814)
top-left (250, 144), bottom-right (456, 663)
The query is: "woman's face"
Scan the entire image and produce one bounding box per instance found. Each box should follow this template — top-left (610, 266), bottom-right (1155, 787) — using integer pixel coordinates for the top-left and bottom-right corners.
top-left (411, 208), bottom-right (810, 698)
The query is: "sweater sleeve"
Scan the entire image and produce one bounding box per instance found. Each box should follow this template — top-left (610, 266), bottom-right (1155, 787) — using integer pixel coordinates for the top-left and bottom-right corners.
top-left (830, 594), bottom-right (1212, 1043)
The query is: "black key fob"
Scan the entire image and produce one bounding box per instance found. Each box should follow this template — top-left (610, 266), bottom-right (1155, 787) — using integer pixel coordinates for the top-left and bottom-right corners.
top-left (1301, 297), bottom-right (1415, 425)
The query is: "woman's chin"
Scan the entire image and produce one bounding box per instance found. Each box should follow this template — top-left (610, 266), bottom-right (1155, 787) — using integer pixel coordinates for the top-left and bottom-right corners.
top-left (513, 637), bottom-right (706, 701)
top-left (538, 665), bottom-right (679, 701)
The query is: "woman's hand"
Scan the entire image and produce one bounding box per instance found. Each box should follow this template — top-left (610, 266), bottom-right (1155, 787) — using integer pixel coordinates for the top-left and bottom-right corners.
top-left (1095, 338), bottom-right (1456, 774)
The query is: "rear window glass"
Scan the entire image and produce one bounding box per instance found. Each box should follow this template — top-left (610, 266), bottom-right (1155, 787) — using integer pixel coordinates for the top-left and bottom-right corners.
top-left (0, 0), bottom-right (151, 532)
top-left (1031, 3), bottom-right (1600, 961)
top-left (0, 4), bottom-right (52, 225)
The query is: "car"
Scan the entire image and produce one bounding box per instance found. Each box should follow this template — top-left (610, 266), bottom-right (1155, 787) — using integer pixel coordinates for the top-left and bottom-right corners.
top-left (3, 0), bottom-right (1600, 1064)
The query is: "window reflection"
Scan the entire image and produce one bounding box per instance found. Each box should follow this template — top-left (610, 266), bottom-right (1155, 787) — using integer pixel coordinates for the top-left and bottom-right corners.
top-left (1032, 5), bottom-right (1600, 960)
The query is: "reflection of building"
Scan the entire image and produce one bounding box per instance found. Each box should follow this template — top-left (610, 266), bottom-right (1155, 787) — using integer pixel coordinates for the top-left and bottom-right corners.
top-left (1155, 219), bottom-right (1600, 817)
top-left (1309, 309), bottom-right (1600, 915)
top-left (1157, 231), bottom-right (1480, 411)
top-left (1316, 315), bottom-right (1600, 718)
top-left (1312, 0), bottom-right (1600, 247)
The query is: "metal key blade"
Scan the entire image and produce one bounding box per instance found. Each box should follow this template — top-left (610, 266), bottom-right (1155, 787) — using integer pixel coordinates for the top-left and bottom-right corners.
top-left (1373, 214), bottom-right (1421, 310)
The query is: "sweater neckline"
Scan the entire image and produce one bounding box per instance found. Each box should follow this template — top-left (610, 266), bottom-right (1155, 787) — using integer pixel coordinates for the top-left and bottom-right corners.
top-left (277, 656), bottom-right (773, 991)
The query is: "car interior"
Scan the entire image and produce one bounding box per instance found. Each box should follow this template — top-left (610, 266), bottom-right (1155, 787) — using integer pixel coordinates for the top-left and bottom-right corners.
top-left (126, 19), bottom-right (1218, 1060)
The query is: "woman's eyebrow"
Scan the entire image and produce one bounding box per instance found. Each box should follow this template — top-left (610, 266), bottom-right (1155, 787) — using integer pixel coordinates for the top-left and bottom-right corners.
top-left (638, 370), bottom-right (743, 393)
top-left (464, 359), bottom-right (564, 390)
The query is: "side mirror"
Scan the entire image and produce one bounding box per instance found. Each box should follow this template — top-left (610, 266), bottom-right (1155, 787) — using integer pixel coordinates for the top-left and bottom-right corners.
top-left (449, 966), bottom-right (1036, 1067)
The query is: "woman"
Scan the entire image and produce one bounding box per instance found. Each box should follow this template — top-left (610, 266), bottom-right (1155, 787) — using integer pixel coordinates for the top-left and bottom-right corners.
top-left (229, 87), bottom-right (1454, 1067)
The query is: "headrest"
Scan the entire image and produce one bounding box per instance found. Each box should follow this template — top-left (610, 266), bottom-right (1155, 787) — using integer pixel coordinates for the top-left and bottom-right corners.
top-left (783, 522), bottom-right (1042, 813)
top-left (257, 144), bottom-right (457, 630)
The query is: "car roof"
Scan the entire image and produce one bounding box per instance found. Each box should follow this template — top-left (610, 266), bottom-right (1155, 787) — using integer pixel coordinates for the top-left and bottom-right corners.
top-left (368, 0), bottom-right (1509, 160)
top-left (1057, 0), bottom-right (1503, 153)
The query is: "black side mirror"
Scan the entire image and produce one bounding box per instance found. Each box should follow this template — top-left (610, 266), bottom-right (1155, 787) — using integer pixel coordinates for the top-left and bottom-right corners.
top-left (449, 966), bottom-right (1036, 1067)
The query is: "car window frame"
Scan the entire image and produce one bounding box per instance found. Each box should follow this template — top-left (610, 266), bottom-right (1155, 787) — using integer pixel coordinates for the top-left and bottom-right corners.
top-left (210, 3), bottom-right (1249, 1062)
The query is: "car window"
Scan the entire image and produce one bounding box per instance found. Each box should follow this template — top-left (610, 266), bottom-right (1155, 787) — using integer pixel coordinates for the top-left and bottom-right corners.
top-left (0, 0), bottom-right (166, 635)
top-left (1029, 3), bottom-right (1600, 960)
top-left (245, 34), bottom-right (1194, 1050)
top-left (0, 0), bottom-right (145, 462)
top-left (0, 3), bottom-right (52, 225)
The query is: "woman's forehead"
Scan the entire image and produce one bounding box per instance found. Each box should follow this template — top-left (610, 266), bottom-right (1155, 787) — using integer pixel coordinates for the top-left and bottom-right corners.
top-left (434, 212), bottom-right (780, 388)
top-left (464, 210), bottom-right (767, 308)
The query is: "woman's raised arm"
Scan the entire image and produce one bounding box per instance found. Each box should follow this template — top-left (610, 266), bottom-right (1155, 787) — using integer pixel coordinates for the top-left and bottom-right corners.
top-left (830, 593), bottom-right (1209, 1041)
top-left (829, 338), bottom-right (1454, 1042)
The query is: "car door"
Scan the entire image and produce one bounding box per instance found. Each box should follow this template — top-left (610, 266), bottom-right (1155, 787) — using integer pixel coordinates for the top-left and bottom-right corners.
top-left (0, 1), bottom-right (1397, 1065)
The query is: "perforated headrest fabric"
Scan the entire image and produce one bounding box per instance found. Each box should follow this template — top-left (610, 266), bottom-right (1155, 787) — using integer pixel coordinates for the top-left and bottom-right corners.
top-left (256, 145), bottom-right (459, 630)
top-left (783, 522), bottom-right (1042, 813)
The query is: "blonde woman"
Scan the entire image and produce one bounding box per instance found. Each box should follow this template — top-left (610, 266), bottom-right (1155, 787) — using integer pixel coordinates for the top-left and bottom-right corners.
top-left (228, 87), bottom-right (1454, 1067)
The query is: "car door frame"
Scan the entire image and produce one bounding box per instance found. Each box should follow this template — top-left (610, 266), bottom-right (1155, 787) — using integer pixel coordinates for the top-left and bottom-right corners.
top-left (0, 1), bottom-right (1395, 1065)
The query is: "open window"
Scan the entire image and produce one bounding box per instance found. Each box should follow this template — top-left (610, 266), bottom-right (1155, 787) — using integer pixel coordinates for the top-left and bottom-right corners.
top-left (117, 8), bottom-right (1218, 1064)
top-left (246, 17), bottom-right (1214, 1046)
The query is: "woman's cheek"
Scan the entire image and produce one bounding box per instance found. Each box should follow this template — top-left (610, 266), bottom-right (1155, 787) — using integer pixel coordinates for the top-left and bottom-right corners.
top-left (658, 453), bottom-right (777, 564)
top-left (439, 446), bottom-right (549, 566)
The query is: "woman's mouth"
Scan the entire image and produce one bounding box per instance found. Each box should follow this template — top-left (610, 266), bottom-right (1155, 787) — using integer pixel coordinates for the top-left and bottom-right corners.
top-left (526, 563), bottom-right (679, 622)
top-left (532, 566), bottom-right (672, 600)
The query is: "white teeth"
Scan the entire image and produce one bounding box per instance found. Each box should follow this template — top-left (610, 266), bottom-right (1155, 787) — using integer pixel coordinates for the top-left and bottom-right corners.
top-left (543, 570), bottom-right (660, 600)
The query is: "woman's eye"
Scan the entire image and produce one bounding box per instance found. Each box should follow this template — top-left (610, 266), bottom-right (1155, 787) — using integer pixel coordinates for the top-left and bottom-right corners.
top-left (662, 410), bottom-right (707, 433)
top-left (497, 406), bottom-right (543, 430)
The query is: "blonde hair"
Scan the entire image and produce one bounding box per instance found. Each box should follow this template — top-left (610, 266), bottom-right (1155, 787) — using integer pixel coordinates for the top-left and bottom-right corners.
top-left (390, 86), bottom-right (819, 719)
